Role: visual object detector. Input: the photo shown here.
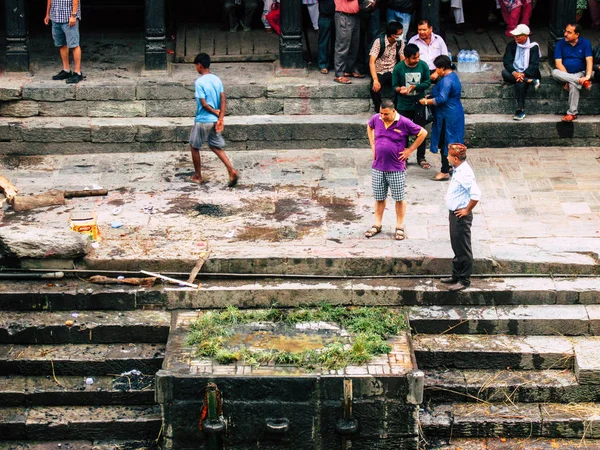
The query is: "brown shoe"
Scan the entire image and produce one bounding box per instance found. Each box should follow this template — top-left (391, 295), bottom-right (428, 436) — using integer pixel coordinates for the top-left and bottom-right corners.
top-left (562, 114), bottom-right (577, 122)
top-left (440, 277), bottom-right (457, 284)
top-left (447, 282), bottom-right (468, 292)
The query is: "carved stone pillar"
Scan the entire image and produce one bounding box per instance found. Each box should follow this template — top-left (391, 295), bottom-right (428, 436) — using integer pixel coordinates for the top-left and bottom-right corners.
top-left (420, 0), bottom-right (441, 35)
top-left (548, 0), bottom-right (576, 67)
top-left (145, 0), bottom-right (167, 70)
top-left (279, 0), bottom-right (304, 68)
top-left (4, 0), bottom-right (29, 72)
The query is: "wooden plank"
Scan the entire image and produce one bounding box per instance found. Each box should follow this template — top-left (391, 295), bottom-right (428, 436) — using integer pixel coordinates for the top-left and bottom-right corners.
top-left (209, 54), bottom-right (278, 63)
top-left (240, 29), bottom-right (254, 56)
top-left (489, 30), bottom-right (508, 57)
top-left (186, 24), bottom-right (201, 60)
top-left (253, 29), bottom-right (279, 56)
top-left (199, 26), bottom-right (215, 56)
top-left (214, 28), bottom-right (228, 57)
top-left (227, 31), bottom-right (242, 56)
top-left (175, 23), bottom-right (186, 63)
top-left (452, 33), bottom-right (470, 52)
top-left (446, 36), bottom-right (460, 58)
top-left (464, 30), bottom-right (499, 60)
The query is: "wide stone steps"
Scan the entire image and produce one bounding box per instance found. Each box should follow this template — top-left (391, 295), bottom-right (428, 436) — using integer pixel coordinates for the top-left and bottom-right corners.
top-left (0, 441), bottom-right (158, 450)
top-left (0, 405), bottom-right (161, 440)
top-left (0, 310), bottom-right (170, 344)
top-left (1, 114), bottom-right (599, 155)
top-left (0, 343), bottom-right (165, 376)
top-left (423, 369), bottom-right (600, 404)
top-left (423, 438), bottom-right (600, 449)
top-left (420, 402), bottom-right (600, 439)
top-left (408, 305), bottom-right (600, 336)
top-left (0, 375), bottom-right (155, 406)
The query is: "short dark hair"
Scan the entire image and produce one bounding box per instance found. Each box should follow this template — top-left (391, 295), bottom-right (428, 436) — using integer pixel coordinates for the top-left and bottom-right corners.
top-left (404, 43), bottom-right (419, 59)
top-left (194, 53), bottom-right (211, 68)
top-left (417, 19), bottom-right (432, 28)
top-left (567, 23), bottom-right (582, 35)
top-left (380, 99), bottom-right (395, 110)
top-left (433, 54), bottom-right (452, 70)
top-left (386, 21), bottom-right (403, 37)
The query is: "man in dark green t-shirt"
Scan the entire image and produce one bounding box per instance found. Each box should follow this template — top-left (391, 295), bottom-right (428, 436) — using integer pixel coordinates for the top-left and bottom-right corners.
top-left (392, 44), bottom-right (431, 169)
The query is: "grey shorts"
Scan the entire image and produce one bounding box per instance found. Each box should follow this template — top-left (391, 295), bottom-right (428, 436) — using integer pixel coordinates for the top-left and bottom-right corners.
top-left (189, 122), bottom-right (225, 149)
top-left (372, 168), bottom-right (406, 202)
top-left (52, 21), bottom-right (80, 48)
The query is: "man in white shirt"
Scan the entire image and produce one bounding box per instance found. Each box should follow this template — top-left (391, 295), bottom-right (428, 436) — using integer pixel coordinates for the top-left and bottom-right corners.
top-left (408, 19), bottom-right (448, 81)
top-left (441, 144), bottom-right (481, 292)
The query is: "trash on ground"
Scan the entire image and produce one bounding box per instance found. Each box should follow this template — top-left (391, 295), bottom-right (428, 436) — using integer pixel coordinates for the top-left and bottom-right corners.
top-left (65, 320), bottom-right (74, 326)
top-left (88, 275), bottom-right (157, 288)
top-left (113, 369), bottom-right (154, 392)
top-left (140, 269), bottom-right (198, 288)
top-left (224, 229), bottom-right (237, 238)
top-left (111, 220), bottom-right (123, 228)
top-left (70, 210), bottom-right (101, 241)
top-left (85, 377), bottom-right (94, 385)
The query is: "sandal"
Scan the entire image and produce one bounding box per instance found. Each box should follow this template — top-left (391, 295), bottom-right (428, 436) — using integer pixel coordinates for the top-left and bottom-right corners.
top-left (418, 160), bottom-right (431, 170)
top-left (334, 76), bottom-right (352, 84)
top-left (320, 68), bottom-right (329, 74)
top-left (365, 225), bottom-right (382, 238)
top-left (344, 72), bottom-right (365, 78)
top-left (395, 227), bottom-right (406, 241)
top-left (433, 172), bottom-right (450, 181)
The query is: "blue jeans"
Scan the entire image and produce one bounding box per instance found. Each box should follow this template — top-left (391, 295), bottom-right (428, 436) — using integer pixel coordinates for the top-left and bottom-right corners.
top-left (386, 10), bottom-right (411, 42)
top-left (318, 15), bottom-right (334, 70)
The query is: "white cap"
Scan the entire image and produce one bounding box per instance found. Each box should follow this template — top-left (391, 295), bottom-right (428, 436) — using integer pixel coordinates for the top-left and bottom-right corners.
top-left (510, 24), bottom-right (531, 36)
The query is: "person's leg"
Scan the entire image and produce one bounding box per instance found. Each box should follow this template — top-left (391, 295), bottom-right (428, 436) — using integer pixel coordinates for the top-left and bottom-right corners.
top-left (370, 168), bottom-right (387, 230)
top-left (262, 0), bottom-right (274, 30)
top-left (211, 147), bottom-right (238, 182)
top-left (347, 14), bottom-right (362, 75)
top-left (318, 15), bottom-right (333, 70)
top-left (224, 0), bottom-right (238, 29)
top-left (59, 46), bottom-right (70, 71)
top-left (374, 200), bottom-right (386, 226)
top-left (207, 125), bottom-right (238, 182)
top-left (190, 145), bottom-right (204, 183)
top-left (552, 69), bottom-right (583, 115)
top-left (519, 0), bottom-right (533, 25)
top-left (439, 120), bottom-right (451, 174)
top-left (506, 6), bottom-right (521, 34)
top-left (449, 211), bottom-right (460, 281)
top-left (395, 200), bottom-right (407, 229)
top-left (451, 212), bottom-right (473, 286)
top-left (398, 12), bottom-right (412, 41)
top-left (514, 80), bottom-right (527, 111)
top-left (334, 13), bottom-right (351, 77)
top-left (370, 78), bottom-right (382, 112)
top-left (307, 3), bottom-right (320, 30)
top-left (242, 0), bottom-right (257, 30)
top-left (52, 23), bottom-right (70, 71)
top-left (451, 0), bottom-right (465, 33)
top-left (72, 46), bottom-right (81, 74)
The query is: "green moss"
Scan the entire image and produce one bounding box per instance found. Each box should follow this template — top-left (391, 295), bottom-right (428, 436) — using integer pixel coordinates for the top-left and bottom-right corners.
top-left (186, 305), bottom-right (406, 371)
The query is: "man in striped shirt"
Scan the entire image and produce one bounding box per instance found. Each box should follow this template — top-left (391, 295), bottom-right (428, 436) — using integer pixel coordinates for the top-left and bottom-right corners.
top-left (44, 0), bottom-right (83, 84)
top-left (441, 144), bottom-right (481, 292)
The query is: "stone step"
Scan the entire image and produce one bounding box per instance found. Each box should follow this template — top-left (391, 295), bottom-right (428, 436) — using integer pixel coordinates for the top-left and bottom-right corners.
top-left (0, 343), bottom-right (165, 376)
top-left (1, 114), bottom-right (599, 155)
top-left (3, 276), bottom-right (599, 311)
top-left (413, 334), bottom-right (574, 370)
top-left (0, 405), bottom-right (161, 440)
top-left (408, 305), bottom-right (600, 336)
top-left (423, 438), bottom-right (600, 449)
top-left (420, 402), bottom-right (600, 439)
top-left (423, 369), bottom-right (600, 404)
top-left (0, 310), bottom-right (171, 344)
top-left (0, 441), bottom-right (158, 450)
top-left (0, 375), bottom-right (155, 406)
top-left (0, 280), bottom-right (162, 311)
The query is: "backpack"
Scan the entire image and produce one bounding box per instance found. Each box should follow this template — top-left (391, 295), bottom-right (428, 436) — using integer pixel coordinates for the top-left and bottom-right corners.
top-left (376, 35), bottom-right (403, 62)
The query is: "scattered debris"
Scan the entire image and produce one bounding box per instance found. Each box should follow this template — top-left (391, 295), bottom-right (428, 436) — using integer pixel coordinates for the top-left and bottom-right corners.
top-left (69, 211), bottom-right (101, 241)
top-left (113, 369), bottom-right (154, 392)
top-left (141, 270), bottom-right (198, 288)
top-left (85, 377), bottom-right (94, 385)
top-left (0, 175), bottom-right (18, 203)
top-left (0, 271), bottom-right (64, 280)
top-left (65, 320), bottom-right (74, 326)
top-left (194, 203), bottom-right (225, 217)
top-left (111, 220), bottom-right (123, 228)
top-left (187, 248), bottom-right (212, 285)
top-left (12, 188), bottom-right (108, 212)
top-left (88, 275), bottom-right (157, 288)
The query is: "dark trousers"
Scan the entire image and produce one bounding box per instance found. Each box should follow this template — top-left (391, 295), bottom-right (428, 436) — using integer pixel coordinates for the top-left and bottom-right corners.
top-left (334, 12), bottom-right (360, 77)
top-left (318, 15), bottom-right (334, 70)
top-left (398, 109), bottom-right (427, 163)
top-left (502, 69), bottom-right (532, 111)
top-left (370, 72), bottom-right (394, 112)
top-left (224, 0), bottom-right (258, 28)
top-left (449, 210), bottom-right (473, 286)
top-left (439, 120), bottom-right (450, 174)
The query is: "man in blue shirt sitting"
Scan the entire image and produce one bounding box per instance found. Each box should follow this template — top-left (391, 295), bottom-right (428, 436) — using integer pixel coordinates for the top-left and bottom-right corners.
top-left (551, 23), bottom-right (594, 123)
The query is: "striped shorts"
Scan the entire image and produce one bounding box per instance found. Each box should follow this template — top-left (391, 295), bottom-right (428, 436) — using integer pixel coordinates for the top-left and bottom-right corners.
top-left (372, 168), bottom-right (406, 202)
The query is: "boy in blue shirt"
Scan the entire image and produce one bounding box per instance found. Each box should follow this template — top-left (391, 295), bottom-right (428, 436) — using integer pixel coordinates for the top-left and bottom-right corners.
top-left (551, 23), bottom-right (594, 122)
top-left (189, 53), bottom-right (238, 186)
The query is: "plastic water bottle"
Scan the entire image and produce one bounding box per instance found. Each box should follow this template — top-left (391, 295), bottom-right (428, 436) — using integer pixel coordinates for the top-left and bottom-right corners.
top-left (473, 50), bottom-right (480, 73)
top-left (467, 51), bottom-right (475, 73)
top-left (457, 50), bottom-right (465, 72)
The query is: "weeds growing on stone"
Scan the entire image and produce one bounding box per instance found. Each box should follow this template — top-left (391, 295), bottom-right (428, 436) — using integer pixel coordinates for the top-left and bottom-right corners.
top-left (186, 304), bottom-right (406, 370)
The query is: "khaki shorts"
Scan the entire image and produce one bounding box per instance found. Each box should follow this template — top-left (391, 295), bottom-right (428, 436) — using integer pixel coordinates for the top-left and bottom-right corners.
top-left (189, 122), bottom-right (225, 149)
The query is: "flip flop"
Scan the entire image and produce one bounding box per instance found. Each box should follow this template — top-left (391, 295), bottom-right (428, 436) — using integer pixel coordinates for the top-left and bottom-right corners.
top-left (419, 160), bottom-right (431, 170)
top-left (334, 77), bottom-right (352, 84)
top-left (345, 72), bottom-right (365, 78)
top-left (227, 174), bottom-right (239, 187)
top-left (320, 68), bottom-right (329, 74)
top-left (433, 173), bottom-right (450, 181)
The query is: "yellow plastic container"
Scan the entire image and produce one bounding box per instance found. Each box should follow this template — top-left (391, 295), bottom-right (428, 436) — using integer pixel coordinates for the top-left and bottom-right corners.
top-left (69, 210), bottom-right (101, 241)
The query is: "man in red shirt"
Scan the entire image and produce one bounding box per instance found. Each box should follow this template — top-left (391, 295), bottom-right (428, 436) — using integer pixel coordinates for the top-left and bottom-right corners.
top-left (333, 0), bottom-right (364, 84)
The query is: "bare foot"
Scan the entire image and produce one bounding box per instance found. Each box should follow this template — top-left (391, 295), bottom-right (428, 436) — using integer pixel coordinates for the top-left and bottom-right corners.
top-left (190, 175), bottom-right (204, 184)
top-left (227, 170), bottom-right (239, 187)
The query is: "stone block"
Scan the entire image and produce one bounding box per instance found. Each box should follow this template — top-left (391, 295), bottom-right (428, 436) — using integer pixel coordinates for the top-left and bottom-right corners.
top-left (0, 86), bottom-right (22, 101)
top-left (283, 98), bottom-right (370, 115)
top-left (88, 101), bottom-right (146, 118)
top-left (146, 99), bottom-right (196, 117)
top-left (22, 83), bottom-right (76, 101)
top-left (226, 83), bottom-right (267, 99)
top-left (136, 81), bottom-right (193, 100)
top-left (574, 338), bottom-right (600, 384)
top-left (91, 119), bottom-right (138, 143)
top-left (0, 101), bottom-right (39, 117)
top-left (227, 98), bottom-right (284, 116)
top-left (452, 403), bottom-right (542, 438)
top-left (267, 82), bottom-right (321, 98)
top-left (587, 305), bottom-right (600, 335)
top-left (540, 403), bottom-right (600, 438)
top-left (136, 125), bottom-right (177, 142)
top-left (0, 226), bottom-right (90, 259)
top-left (319, 83), bottom-right (371, 99)
top-left (76, 83), bottom-right (136, 101)
top-left (0, 141), bottom-right (143, 155)
top-left (20, 119), bottom-right (91, 142)
top-left (39, 101), bottom-right (89, 117)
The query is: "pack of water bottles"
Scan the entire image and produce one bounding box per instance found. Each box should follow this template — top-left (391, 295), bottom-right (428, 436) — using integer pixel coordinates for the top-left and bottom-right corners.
top-left (456, 50), bottom-right (481, 73)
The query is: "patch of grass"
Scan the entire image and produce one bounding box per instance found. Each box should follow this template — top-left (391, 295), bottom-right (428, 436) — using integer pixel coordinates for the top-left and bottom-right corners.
top-left (186, 305), bottom-right (407, 371)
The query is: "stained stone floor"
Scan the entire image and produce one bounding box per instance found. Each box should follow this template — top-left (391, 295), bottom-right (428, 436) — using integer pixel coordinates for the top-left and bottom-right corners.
top-left (1, 146), bottom-right (599, 272)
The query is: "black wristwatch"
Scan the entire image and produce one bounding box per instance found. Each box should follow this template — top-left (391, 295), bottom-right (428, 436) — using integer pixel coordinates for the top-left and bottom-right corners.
top-left (71, 13), bottom-right (77, 17)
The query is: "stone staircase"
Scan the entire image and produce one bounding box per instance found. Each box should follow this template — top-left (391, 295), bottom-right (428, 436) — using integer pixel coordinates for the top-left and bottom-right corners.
top-left (410, 280), bottom-right (600, 448)
top-left (0, 281), bottom-right (169, 448)
top-left (1, 62), bottom-right (599, 157)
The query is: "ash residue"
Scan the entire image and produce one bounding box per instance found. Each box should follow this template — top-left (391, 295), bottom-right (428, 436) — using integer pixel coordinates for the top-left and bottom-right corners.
top-left (195, 203), bottom-right (227, 217)
top-left (113, 372), bottom-right (154, 392)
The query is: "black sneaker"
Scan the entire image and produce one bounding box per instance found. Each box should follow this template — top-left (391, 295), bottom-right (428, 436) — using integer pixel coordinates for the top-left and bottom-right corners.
top-left (66, 72), bottom-right (84, 84)
top-left (52, 70), bottom-right (72, 80)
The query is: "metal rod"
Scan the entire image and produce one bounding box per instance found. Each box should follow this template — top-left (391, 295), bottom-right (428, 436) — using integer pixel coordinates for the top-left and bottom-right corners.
top-left (140, 270), bottom-right (198, 288)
